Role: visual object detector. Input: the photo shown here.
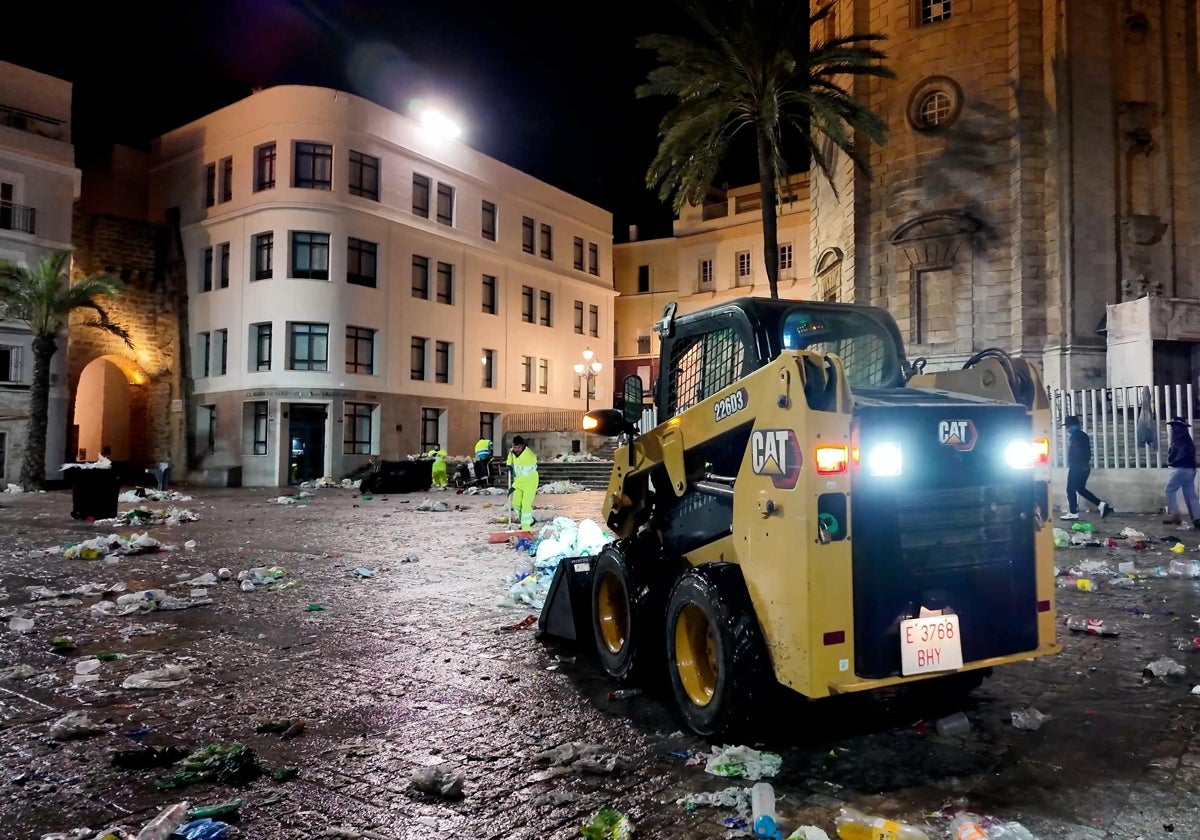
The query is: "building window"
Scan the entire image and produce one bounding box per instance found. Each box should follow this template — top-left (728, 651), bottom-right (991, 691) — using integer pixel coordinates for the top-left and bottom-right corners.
top-left (919, 91), bottom-right (952, 125)
top-left (522, 216), bottom-right (535, 254)
top-left (435, 340), bottom-right (451, 383)
top-left (482, 348), bottom-right (496, 388)
top-left (482, 275), bottom-right (497, 314)
top-left (252, 322), bottom-right (272, 371)
top-left (907, 76), bottom-right (963, 131)
top-left (0, 345), bottom-right (21, 383)
top-left (588, 242), bottom-right (599, 276)
top-left (199, 331), bottom-right (211, 377)
top-left (347, 238), bottom-right (378, 287)
top-left (537, 358), bottom-right (549, 395)
top-left (574, 300), bottom-right (584, 334)
top-left (736, 250), bottom-right (752, 280)
top-left (420, 407), bottom-right (441, 452)
top-left (521, 355), bottom-right (533, 392)
top-left (589, 305), bottom-right (599, 338)
top-left (290, 232), bottom-right (330, 280)
top-left (521, 286), bottom-right (534, 323)
top-left (219, 157), bottom-right (233, 203)
top-left (412, 173), bottom-right (430, 218)
top-left (253, 232), bottom-right (273, 280)
top-left (251, 401), bottom-right (268, 455)
top-left (201, 247), bottom-right (213, 292)
top-left (436, 182), bottom-right (454, 226)
top-left (293, 142), bottom-right (333, 190)
top-left (412, 255), bottom-right (430, 299)
top-left (637, 331), bottom-right (652, 355)
top-left (539, 290), bottom-right (552, 326)
top-left (539, 223), bottom-right (553, 260)
top-left (204, 163), bottom-right (216, 208)
top-left (216, 329), bottom-right (228, 375)
top-left (218, 242), bottom-right (230, 288)
top-left (287, 322), bottom-right (329, 371)
top-left (344, 402), bottom-right (375, 455)
top-left (254, 142), bottom-right (276, 192)
top-left (779, 243), bottom-right (793, 272)
top-left (573, 237), bottom-right (584, 270)
top-left (346, 326), bottom-right (375, 375)
top-left (637, 265), bottom-right (650, 293)
top-left (411, 336), bottom-right (427, 380)
top-left (436, 262), bottom-right (453, 304)
top-left (199, 405), bottom-right (216, 452)
top-left (699, 258), bottom-right (714, 286)
top-left (919, 0), bottom-right (951, 24)
top-left (348, 150), bottom-right (380, 200)
top-left (480, 411), bottom-right (498, 443)
top-left (481, 200), bottom-right (496, 241)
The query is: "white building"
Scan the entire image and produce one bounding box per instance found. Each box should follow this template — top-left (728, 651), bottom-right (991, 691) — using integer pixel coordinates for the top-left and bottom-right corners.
top-left (0, 61), bottom-right (79, 483)
top-left (149, 85), bottom-right (615, 486)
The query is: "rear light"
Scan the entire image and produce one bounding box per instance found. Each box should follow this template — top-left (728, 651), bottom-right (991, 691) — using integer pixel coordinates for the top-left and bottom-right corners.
top-left (815, 445), bottom-right (849, 475)
top-left (1032, 437), bottom-right (1049, 465)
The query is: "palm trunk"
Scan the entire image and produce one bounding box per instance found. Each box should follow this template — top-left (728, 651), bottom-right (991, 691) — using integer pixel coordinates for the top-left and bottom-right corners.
top-left (21, 333), bottom-right (58, 489)
top-left (757, 126), bottom-right (781, 299)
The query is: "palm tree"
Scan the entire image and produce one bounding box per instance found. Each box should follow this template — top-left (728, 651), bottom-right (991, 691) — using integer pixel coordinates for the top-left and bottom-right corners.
top-left (637, 0), bottom-right (894, 298)
top-left (0, 249), bottom-right (128, 488)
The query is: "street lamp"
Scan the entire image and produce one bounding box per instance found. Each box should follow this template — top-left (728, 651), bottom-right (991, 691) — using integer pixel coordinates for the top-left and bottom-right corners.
top-left (573, 348), bottom-right (603, 411)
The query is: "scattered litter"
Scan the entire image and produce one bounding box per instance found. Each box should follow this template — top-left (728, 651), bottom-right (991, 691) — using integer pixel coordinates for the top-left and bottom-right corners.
top-left (698, 744), bottom-right (783, 780)
top-left (786, 829), bottom-right (832, 840)
top-left (123, 664), bottom-right (191, 690)
top-left (504, 517), bottom-right (610, 609)
top-left (537, 480), bottom-right (585, 494)
top-left (416, 498), bottom-right (450, 512)
top-left (1121, 527), bottom-right (1148, 541)
top-left (4, 483), bottom-right (23, 493)
top-left (112, 745), bottom-right (190, 770)
top-left (8, 616), bottom-right (34, 633)
top-left (186, 798), bottom-right (245, 820)
top-left (410, 764), bottom-right (465, 799)
top-left (171, 818), bottom-right (231, 840)
top-left (184, 540), bottom-right (197, 550)
top-left (0, 664), bottom-right (38, 680)
top-left (118, 488), bottom-right (193, 503)
top-left (401, 555), bottom-right (420, 564)
top-left (676, 786), bottom-right (752, 815)
top-left (1011, 708), bottom-right (1051, 730)
top-left (61, 532), bottom-right (163, 560)
top-left (348, 567), bottom-right (375, 579)
top-left (935, 711), bottom-right (970, 736)
top-left (1143, 656), bottom-right (1187, 682)
top-left (496, 615), bottom-right (537, 633)
top-left (94, 507), bottom-right (199, 527)
top-left (48, 710), bottom-right (108, 740)
top-left (155, 743), bottom-right (264, 790)
top-left (580, 806), bottom-right (634, 840)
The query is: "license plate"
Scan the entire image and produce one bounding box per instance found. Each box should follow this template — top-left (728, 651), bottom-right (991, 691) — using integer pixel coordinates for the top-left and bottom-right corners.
top-left (900, 614), bottom-right (964, 676)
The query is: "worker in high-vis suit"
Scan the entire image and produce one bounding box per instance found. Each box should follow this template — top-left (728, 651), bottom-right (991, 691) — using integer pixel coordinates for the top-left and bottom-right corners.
top-left (506, 435), bottom-right (538, 529)
top-left (428, 442), bottom-right (448, 489)
top-left (473, 438), bottom-right (493, 484)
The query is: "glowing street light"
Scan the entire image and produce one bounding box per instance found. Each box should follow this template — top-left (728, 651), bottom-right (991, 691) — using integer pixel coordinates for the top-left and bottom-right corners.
top-left (573, 348), bottom-right (603, 412)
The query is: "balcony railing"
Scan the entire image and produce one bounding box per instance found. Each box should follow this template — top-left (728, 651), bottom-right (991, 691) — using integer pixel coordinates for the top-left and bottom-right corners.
top-left (0, 103), bottom-right (67, 142)
top-left (0, 202), bottom-right (35, 235)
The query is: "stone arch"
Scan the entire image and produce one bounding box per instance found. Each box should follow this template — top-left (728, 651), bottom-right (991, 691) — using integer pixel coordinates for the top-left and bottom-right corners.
top-left (813, 247), bottom-right (844, 302)
top-left (70, 354), bottom-right (149, 465)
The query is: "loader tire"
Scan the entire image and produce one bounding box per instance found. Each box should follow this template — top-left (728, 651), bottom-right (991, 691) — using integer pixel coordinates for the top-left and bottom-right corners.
top-left (591, 541), bottom-right (664, 683)
top-left (665, 564), bottom-right (771, 738)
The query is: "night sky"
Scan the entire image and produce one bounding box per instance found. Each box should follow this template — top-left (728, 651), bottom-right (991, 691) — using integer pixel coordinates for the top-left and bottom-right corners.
top-left (0, 0), bottom-right (719, 241)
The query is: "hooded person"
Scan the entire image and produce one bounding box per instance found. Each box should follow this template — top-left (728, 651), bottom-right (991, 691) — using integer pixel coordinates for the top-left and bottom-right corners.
top-left (1060, 415), bottom-right (1113, 520)
top-left (506, 435), bottom-right (538, 529)
top-left (1163, 417), bottom-right (1199, 527)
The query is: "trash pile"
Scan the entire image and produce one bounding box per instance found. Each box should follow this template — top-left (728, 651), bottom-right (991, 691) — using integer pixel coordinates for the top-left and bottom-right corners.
top-left (298, 477), bottom-right (361, 489)
top-left (553, 452), bottom-right (607, 463)
top-left (505, 516), bottom-right (611, 609)
top-left (118, 488), bottom-right (195, 503)
top-left (271, 492), bottom-right (313, 505)
top-left (538, 480), bottom-right (585, 494)
top-left (93, 506), bottom-right (199, 527)
top-left (56, 532), bottom-right (165, 560)
top-left (4, 482), bottom-right (23, 494)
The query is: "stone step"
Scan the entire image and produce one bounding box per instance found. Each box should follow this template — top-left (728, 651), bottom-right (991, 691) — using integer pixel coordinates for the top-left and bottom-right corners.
top-left (538, 461), bottom-right (615, 490)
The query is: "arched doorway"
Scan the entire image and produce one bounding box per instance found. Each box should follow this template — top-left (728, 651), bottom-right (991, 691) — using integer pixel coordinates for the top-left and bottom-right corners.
top-left (72, 356), bottom-right (145, 463)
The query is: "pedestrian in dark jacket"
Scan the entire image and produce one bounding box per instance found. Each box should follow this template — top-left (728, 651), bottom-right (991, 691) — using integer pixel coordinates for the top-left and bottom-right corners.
top-left (1061, 415), bottom-right (1113, 520)
top-left (1163, 417), bottom-right (1199, 527)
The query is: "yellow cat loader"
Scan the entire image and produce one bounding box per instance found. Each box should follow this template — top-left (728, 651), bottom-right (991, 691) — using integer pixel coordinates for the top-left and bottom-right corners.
top-left (539, 297), bottom-right (1059, 736)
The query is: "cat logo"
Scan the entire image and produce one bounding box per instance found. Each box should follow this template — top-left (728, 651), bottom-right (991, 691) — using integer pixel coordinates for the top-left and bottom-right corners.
top-left (750, 428), bottom-right (802, 489)
top-left (938, 419), bottom-right (977, 452)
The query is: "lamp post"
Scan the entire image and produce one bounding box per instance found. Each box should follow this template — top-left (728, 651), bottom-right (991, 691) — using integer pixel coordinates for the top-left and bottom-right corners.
top-left (573, 348), bottom-right (603, 412)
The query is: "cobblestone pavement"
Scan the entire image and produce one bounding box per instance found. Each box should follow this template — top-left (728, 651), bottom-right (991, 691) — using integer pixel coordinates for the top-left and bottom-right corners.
top-left (0, 485), bottom-right (1199, 839)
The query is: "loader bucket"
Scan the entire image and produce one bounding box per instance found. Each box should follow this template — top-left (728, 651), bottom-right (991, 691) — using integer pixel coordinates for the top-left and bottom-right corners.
top-left (537, 555), bottom-right (596, 643)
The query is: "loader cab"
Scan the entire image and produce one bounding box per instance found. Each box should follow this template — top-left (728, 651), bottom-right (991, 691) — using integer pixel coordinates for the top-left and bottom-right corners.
top-left (654, 297), bottom-right (909, 422)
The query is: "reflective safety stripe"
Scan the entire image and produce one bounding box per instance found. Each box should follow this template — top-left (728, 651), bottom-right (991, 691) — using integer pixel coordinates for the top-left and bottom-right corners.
top-left (513, 465), bottom-right (537, 477)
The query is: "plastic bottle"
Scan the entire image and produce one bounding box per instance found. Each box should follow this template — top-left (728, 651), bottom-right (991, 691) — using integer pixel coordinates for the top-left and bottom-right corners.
top-left (1063, 616), bottom-right (1118, 636)
top-left (835, 807), bottom-right (930, 840)
top-left (986, 822), bottom-right (1037, 840)
top-left (136, 801), bottom-right (190, 840)
top-left (950, 814), bottom-right (989, 840)
top-left (751, 781), bottom-right (778, 838)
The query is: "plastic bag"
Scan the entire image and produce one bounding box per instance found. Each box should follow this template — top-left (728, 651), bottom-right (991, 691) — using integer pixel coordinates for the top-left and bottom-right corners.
top-left (1011, 708), bottom-right (1051, 730)
top-left (122, 664), bottom-right (191, 690)
top-left (171, 818), bottom-right (229, 839)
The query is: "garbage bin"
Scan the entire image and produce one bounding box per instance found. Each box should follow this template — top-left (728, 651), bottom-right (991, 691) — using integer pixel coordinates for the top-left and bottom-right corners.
top-left (70, 468), bottom-right (120, 520)
top-left (362, 460), bottom-right (433, 494)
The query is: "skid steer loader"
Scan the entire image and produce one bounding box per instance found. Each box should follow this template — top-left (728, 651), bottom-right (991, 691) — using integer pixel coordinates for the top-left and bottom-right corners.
top-left (539, 297), bottom-right (1059, 737)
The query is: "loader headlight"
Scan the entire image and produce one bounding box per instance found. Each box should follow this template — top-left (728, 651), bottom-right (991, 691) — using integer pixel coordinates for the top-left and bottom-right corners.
top-left (1004, 439), bottom-right (1035, 470)
top-left (865, 442), bottom-right (903, 477)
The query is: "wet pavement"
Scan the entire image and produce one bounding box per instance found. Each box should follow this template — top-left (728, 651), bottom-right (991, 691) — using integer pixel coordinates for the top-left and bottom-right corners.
top-left (0, 485), bottom-right (1198, 839)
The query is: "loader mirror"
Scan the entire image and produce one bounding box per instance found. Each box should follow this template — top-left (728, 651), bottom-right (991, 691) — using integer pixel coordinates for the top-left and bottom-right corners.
top-left (654, 301), bottom-right (677, 338)
top-left (622, 375), bottom-right (644, 425)
top-left (583, 409), bottom-right (633, 438)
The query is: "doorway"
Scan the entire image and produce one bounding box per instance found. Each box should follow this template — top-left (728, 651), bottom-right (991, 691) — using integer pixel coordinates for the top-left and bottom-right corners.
top-left (287, 404), bottom-right (326, 485)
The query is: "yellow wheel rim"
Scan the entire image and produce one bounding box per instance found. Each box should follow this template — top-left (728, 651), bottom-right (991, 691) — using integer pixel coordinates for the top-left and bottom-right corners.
top-left (596, 571), bottom-right (628, 654)
top-left (675, 603), bottom-right (718, 707)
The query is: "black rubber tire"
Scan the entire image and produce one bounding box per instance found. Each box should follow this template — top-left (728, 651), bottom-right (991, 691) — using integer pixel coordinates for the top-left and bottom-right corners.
top-left (665, 563), bottom-right (771, 738)
top-left (591, 539), bottom-right (665, 683)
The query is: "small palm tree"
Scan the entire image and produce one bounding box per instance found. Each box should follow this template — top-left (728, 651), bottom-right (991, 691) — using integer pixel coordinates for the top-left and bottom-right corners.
top-left (637, 0), bottom-right (894, 298)
top-left (0, 249), bottom-right (128, 488)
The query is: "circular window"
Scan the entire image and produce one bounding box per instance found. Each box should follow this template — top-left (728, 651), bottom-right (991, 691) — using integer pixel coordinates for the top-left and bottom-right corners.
top-left (907, 76), bottom-right (963, 131)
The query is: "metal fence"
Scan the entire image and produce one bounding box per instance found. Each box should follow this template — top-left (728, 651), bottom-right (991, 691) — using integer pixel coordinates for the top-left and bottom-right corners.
top-left (1048, 384), bottom-right (1194, 469)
